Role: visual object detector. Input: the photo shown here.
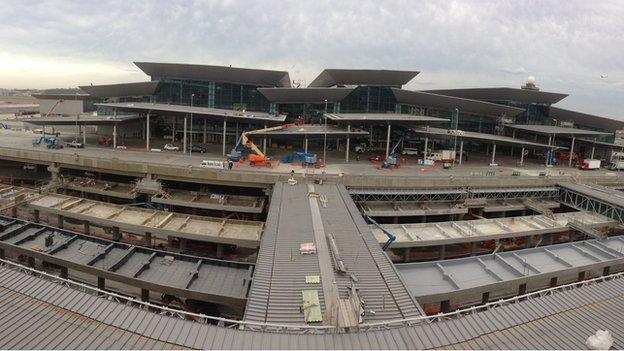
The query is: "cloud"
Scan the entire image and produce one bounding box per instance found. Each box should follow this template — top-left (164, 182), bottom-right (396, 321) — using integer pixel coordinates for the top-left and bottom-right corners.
top-left (0, 0), bottom-right (623, 118)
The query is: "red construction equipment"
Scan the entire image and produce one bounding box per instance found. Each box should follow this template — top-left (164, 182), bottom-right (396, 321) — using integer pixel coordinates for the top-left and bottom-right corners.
top-left (97, 136), bottom-right (111, 146)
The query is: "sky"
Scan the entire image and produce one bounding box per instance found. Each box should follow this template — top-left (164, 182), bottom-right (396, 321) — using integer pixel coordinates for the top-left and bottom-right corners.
top-left (1, 0), bottom-right (623, 118)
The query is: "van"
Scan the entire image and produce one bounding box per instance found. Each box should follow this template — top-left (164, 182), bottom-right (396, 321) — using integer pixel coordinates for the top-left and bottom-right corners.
top-left (200, 160), bottom-right (224, 169)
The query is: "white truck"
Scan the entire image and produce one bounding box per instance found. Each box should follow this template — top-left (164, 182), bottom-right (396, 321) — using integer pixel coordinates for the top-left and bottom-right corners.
top-left (580, 159), bottom-right (601, 170)
top-left (609, 160), bottom-right (624, 170)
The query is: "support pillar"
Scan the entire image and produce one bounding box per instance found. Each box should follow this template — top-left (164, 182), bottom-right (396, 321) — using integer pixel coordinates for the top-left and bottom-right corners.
top-left (578, 271), bottom-right (586, 281)
top-left (369, 125), bottom-right (373, 146)
top-left (113, 124), bottom-right (117, 148)
top-left (60, 266), bottom-right (68, 279)
top-left (440, 300), bottom-right (451, 313)
top-left (172, 119), bottom-right (176, 141)
top-left (458, 140), bottom-right (464, 165)
top-left (591, 140), bottom-right (596, 159)
top-left (262, 123), bottom-right (267, 154)
top-left (222, 120), bottom-right (227, 157)
top-left (84, 221), bottom-right (90, 235)
top-left (547, 135), bottom-right (552, 166)
top-left (438, 245), bottom-right (446, 260)
top-left (385, 124), bottom-right (392, 158)
top-left (112, 227), bottom-right (121, 241)
top-left (183, 116), bottom-right (188, 154)
top-left (549, 277), bottom-right (558, 287)
top-left (603, 266), bottom-right (610, 276)
top-left (403, 248), bottom-right (411, 263)
top-left (180, 238), bottom-right (188, 253)
top-left (518, 283), bottom-right (527, 295)
top-left (97, 277), bottom-right (105, 292)
top-left (569, 136), bottom-right (575, 167)
top-left (141, 288), bottom-right (150, 302)
top-left (304, 137), bottom-right (308, 153)
top-left (203, 119), bottom-right (207, 144)
top-left (82, 125), bottom-right (87, 145)
top-left (481, 292), bottom-right (490, 305)
top-left (34, 209), bottom-right (40, 223)
top-left (491, 143), bottom-right (497, 165)
top-left (57, 215), bottom-right (64, 229)
top-left (0, 248), bottom-right (4, 259)
top-left (423, 136), bottom-right (428, 160)
top-left (11, 206), bottom-right (17, 218)
top-left (520, 147), bottom-right (525, 166)
top-left (346, 124), bottom-right (351, 162)
top-left (470, 241), bottom-right (478, 256)
top-left (145, 232), bottom-right (152, 247)
top-left (146, 112), bottom-right (150, 151)
top-left (525, 235), bottom-right (532, 248)
top-left (216, 244), bottom-right (224, 259)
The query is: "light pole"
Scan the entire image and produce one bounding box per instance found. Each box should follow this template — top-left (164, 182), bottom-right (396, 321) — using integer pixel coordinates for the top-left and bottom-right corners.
top-left (190, 94), bottom-right (194, 156)
top-left (453, 108), bottom-right (459, 164)
top-left (323, 99), bottom-right (328, 165)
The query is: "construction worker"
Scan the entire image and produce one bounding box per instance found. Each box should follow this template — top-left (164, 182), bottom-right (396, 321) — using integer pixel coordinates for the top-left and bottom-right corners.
top-left (228, 160), bottom-right (233, 170)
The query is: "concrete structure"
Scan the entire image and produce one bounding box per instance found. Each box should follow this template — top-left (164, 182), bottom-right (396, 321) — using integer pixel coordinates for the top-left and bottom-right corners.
top-left (58, 175), bottom-right (139, 200)
top-left (32, 93), bottom-right (94, 116)
top-left (397, 235), bottom-right (624, 307)
top-left (559, 182), bottom-right (624, 223)
top-left (26, 192), bottom-right (264, 248)
top-left (152, 189), bottom-right (265, 214)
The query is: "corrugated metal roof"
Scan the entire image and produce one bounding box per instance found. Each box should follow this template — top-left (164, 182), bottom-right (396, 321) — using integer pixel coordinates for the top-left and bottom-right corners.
top-left (79, 81), bottom-right (161, 98)
top-left (134, 62), bottom-right (291, 87)
top-left (550, 106), bottom-right (624, 132)
top-left (424, 87), bottom-right (568, 105)
top-left (309, 69), bottom-right (419, 88)
top-left (0, 257), bottom-right (623, 349)
top-left (392, 88), bottom-right (525, 117)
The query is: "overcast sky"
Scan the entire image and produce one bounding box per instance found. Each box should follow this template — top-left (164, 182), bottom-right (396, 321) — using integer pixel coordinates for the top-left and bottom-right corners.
top-left (1, 0), bottom-right (622, 118)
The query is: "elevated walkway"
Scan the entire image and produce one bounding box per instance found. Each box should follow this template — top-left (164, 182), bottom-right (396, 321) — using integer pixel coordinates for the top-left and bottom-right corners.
top-left (244, 181), bottom-right (422, 326)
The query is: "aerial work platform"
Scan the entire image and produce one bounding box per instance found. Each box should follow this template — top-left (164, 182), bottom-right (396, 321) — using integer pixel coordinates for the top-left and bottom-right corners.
top-left (244, 181), bottom-right (421, 326)
top-left (0, 216), bottom-right (253, 311)
top-left (25, 192), bottom-right (264, 248)
top-left (151, 189), bottom-right (265, 214)
top-left (397, 235), bottom-right (624, 305)
top-left (372, 211), bottom-right (616, 248)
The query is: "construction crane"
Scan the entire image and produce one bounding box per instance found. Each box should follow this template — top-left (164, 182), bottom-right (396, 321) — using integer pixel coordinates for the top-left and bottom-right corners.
top-left (228, 118), bottom-right (304, 167)
top-left (44, 99), bottom-right (64, 117)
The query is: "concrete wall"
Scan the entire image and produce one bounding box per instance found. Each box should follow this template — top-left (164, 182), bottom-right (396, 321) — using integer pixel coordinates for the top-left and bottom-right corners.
top-left (38, 99), bottom-right (84, 116)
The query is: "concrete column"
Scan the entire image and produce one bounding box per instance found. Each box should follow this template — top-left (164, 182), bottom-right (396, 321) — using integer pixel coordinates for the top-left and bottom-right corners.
top-left (491, 143), bottom-right (497, 164)
top-left (34, 209), bottom-right (40, 223)
top-left (403, 248), bottom-right (411, 263)
top-left (172, 119), bottom-right (176, 141)
top-left (438, 245), bottom-right (446, 260)
top-left (60, 266), bottom-right (68, 279)
top-left (481, 292), bottom-right (490, 305)
top-left (141, 289), bottom-right (150, 302)
top-left (424, 136), bottom-right (428, 160)
top-left (183, 116), bottom-right (188, 154)
top-left (458, 140), bottom-right (464, 165)
top-left (510, 130), bottom-right (516, 156)
top-left (569, 136), bottom-right (575, 167)
top-left (145, 232), bottom-right (152, 247)
top-left (369, 125), bottom-right (373, 146)
top-left (518, 283), bottom-right (527, 295)
top-left (525, 235), bottom-right (532, 248)
top-left (82, 125), bottom-right (87, 145)
top-left (112, 227), bottom-right (121, 241)
top-left (97, 277), bottom-right (105, 292)
top-left (216, 244), bottom-right (224, 259)
top-left (549, 277), bottom-right (558, 287)
top-left (346, 124), bottom-right (351, 162)
top-left (222, 120), bottom-right (227, 156)
top-left (304, 137), bottom-right (308, 153)
top-left (385, 124), bottom-right (392, 158)
top-left (440, 300), bottom-right (451, 313)
top-left (84, 221), bottom-right (90, 234)
top-left (180, 238), bottom-right (188, 253)
top-left (262, 123), bottom-right (267, 155)
top-left (57, 215), bottom-right (64, 229)
top-left (146, 112), bottom-right (150, 151)
top-left (520, 147), bottom-right (525, 166)
top-left (591, 139), bottom-right (596, 159)
top-left (203, 119), bottom-right (207, 144)
top-left (470, 241), bottom-right (478, 256)
top-left (547, 135), bottom-right (552, 166)
top-left (113, 124), bottom-right (117, 148)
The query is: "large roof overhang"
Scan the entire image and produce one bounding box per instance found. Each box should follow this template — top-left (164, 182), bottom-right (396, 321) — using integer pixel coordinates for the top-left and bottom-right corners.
top-left (506, 124), bottom-right (611, 137)
top-left (134, 62), bottom-right (291, 87)
top-left (549, 106), bottom-right (624, 132)
top-left (324, 113), bottom-right (448, 125)
top-left (425, 87), bottom-right (568, 105)
top-left (31, 93), bottom-right (92, 101)
top-left (257, 87), bottom-right (354, 103)
top-left (79, 81), bottom-right (161, 98)
top-left (247, 124), bottom-right (369, 138)
top-left (308, 69), bottom-right (419, 87)
top-left (96, 102), bottom-right (286, 124)
top-left (22, 114), bottom-right (143, 126)
top-left (409, 127), bottom-right (559, 149)
top-left (392, 88), bottom-right (525, 117)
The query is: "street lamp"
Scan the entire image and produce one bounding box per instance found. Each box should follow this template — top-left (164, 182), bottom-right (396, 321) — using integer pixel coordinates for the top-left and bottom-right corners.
top-left (190, 94), bottom-right (194, 156)
top-left (323, 99), bottom-right (328, 165)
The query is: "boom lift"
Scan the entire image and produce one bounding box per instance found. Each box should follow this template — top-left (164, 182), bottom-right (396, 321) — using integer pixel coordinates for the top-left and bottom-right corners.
top-left (382, 135), bottom-right (405, 169)
top-left (45, 99), bottom-right (64, 117)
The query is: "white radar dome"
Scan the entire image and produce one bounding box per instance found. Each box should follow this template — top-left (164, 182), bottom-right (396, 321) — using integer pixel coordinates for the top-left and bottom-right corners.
top-left (527, 76), bottom-right (536, 84)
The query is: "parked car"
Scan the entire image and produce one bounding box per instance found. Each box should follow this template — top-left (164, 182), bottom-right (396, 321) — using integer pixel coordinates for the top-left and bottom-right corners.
top-left (190, 145), bottom-right (207, 153)
top-left (163, 144), bottom-right (180, 151)
top-left (66, 140), bottom-right (84, 148)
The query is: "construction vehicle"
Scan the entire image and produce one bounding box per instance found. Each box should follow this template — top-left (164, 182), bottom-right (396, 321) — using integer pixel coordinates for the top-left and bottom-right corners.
top-left (97, 136), bottom-right (112, 146)
top-left (46, 138), bottom-right (63, 149)
top-left (382, 136), bottom-right (405, 168)
top-left (44, 99), bottom-right (64, 117)
top-left (580, 159), bottom-right (601, 170)
top-left (32, 136), bottom-right (54, 146)
top-left (228, 118), bottom-right (305, 167)
top-left (281, 152), bottom-right (319, 167)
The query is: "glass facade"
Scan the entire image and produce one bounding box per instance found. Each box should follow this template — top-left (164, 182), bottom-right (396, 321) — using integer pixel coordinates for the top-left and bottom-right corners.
top-left (152, 78), bottom-right (270, 112)
top-left (277, 102), bottom-right (336, 123)
top-left (339, 86), bottom-right (397, 113)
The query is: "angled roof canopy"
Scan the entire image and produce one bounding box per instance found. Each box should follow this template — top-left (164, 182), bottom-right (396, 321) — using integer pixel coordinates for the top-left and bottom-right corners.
top-left (257, 87), bottom-right (354, 103)
top-left (23, 114), bottom-right (142, 126)
top-left (247, 124), bottom-right (369, 137)
top-left (96, 102), bottom-right (286, 123)
top-left (409, 127), bottom-right (559, 149)
top-left (79, 81), bottom-right (161, 98)
top-left (392, 88), bottom-right (525, 117)
top-left (308, 69), bottom-right (419, 88)
top-left (425, 87), bottom-right (568, 105)
top-left (506, 124), bottom-right (611, 136)
top-left (134, 62), bottom-right (291, 87)
top-left (549, 106), bottom-right (624, 132)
